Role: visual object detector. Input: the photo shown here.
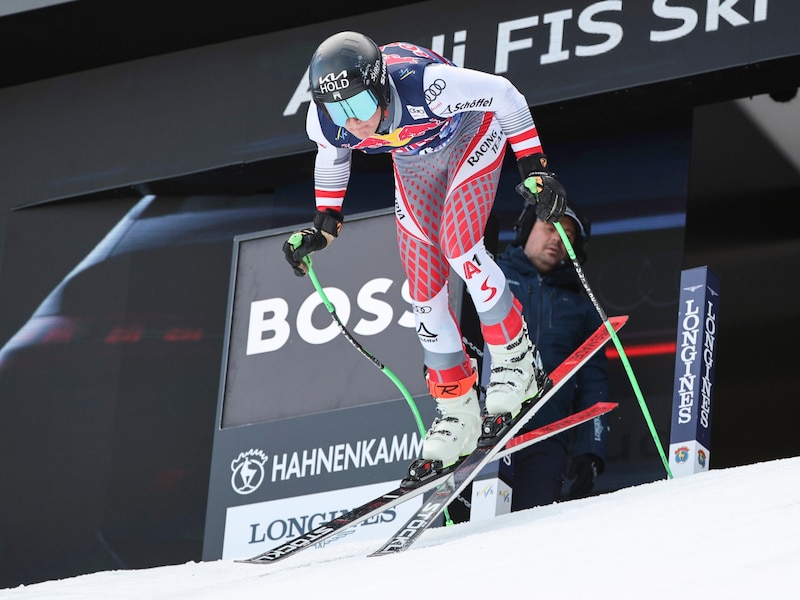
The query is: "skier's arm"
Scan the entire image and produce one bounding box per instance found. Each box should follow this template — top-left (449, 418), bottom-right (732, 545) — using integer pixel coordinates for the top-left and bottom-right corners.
top-left (423, 64), bottom-right (566, 223)
top-left (424, 63), bottom-right (542, 158)
top-left (306, 103), bottom-right (352, 213)
top-left (283, 105), bottom-right (350, 276)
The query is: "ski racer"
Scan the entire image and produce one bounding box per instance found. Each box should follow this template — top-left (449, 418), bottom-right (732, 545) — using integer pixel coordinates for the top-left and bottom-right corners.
top-left (283, 31), bottom-right (568, 472)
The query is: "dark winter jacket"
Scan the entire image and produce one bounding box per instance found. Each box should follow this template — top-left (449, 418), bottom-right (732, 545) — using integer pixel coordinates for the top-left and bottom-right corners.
top-left (496, 244), bottom-right (610, 463)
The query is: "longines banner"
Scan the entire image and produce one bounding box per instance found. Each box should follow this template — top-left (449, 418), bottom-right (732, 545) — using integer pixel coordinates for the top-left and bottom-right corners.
top-left (3, 0), bottom-right (798, 206)
top-left (669, 266), bottom-right (720, 477)
top-left (202, 209), bottom-right (443, 560)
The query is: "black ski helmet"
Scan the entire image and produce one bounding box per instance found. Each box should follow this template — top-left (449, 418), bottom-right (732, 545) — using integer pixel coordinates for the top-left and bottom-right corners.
top-left (512, 202), bottom-right (591, 264)
top-left (309, 32), bottom-right (390, 114)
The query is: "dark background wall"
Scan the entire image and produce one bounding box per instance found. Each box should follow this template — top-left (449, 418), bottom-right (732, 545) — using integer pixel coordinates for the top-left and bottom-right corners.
top-left (0, 0), bottom-right (798, 588)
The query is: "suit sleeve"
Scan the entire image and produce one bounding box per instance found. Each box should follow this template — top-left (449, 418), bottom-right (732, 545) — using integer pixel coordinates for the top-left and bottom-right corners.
top-left (306, 103), bottom-right (352, 212)
top-left (423, 64), bottom-right (543, 160)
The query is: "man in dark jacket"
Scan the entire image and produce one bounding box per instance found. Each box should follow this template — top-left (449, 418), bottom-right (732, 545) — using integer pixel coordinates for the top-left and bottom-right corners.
top-left (496, 202), bottom-right (609, 510)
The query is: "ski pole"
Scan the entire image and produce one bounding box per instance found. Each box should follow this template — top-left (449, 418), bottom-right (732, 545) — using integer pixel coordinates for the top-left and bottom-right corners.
top-left (289, 234), bottom-right (457, 526)
top-left (553, 222), bottom-right (673, 479)
top-left (288, 233), bottom-right (426, 438)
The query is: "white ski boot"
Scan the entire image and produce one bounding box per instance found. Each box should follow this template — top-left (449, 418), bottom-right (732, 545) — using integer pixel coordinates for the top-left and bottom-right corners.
top-left (421, 366), bottom-right (481, 468)
top-left (484, 323), bottom-right (547, 418)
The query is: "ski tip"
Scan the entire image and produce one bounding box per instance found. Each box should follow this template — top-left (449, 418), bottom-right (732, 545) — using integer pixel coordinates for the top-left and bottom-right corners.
top-left (609, 315), bottom-right (629, 328)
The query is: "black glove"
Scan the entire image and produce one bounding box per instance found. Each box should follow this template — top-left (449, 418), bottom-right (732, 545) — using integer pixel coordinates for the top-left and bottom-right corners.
top-left (515, 152), bottom-right (567, 224)
top-left (515, 175), bottom-right (567, 224)
top-left (566, 453), bottom-right (603, 499)
top-left (516, 152), bottom-right (552, 181)
top-left (282, 208), bottom-right (343, 277)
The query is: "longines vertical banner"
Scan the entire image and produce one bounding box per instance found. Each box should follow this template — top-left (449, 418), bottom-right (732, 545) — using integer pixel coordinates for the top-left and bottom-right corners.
top-left (669, 266), bottom-right (720, 477)
top-left (202, 209), bottom-right (439, 561)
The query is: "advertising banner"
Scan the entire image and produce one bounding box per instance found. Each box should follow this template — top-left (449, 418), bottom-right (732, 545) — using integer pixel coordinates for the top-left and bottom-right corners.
top-left (669, 266), bottom-right (720, 476)
top-left (3, 0), bottom-right (799, 207)
top-left (203, 209), bottom-right (444, 560)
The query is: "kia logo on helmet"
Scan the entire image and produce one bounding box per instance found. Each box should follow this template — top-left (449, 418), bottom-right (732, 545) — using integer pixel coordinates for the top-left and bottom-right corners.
top-left (317, 70), bottom-right (350, 94)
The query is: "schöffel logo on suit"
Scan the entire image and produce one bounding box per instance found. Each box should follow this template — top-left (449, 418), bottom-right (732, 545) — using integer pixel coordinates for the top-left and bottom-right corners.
top-left (440, 97), bottom-right (493, 115)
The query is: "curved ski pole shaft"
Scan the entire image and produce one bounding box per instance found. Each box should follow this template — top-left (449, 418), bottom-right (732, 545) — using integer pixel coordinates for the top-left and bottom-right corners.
top-left (289, 234), bottom-right (452, 523)
top-left (554, 222), bottom-right (672, 478)
top-left (288, 233), bottom-right (426, 437)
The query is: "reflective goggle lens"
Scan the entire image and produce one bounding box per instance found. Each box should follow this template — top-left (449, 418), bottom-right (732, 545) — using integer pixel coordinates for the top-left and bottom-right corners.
top-left (323, 90), bottom-right (379, 126)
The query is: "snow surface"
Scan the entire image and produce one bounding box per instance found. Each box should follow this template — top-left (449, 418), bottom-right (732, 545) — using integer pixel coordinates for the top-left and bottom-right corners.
top-left (3, 456), bottom-right (798, 599)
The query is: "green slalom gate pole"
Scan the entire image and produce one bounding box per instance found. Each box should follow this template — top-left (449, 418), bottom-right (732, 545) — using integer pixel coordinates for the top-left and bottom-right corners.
top-left (553, 222), bottom-right (673, 479)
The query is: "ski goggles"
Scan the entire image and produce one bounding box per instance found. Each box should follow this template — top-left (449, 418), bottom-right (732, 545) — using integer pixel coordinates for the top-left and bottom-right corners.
top-left (323, 90), bottom-right (379, 126)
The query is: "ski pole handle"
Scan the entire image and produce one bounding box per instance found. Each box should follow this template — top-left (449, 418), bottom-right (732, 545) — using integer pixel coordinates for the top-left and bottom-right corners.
top-left (289, 243), bottom-right (426, 438)
top-left (288, 232), bottom-right (312, 267)
top-left (554, 221), bottom-right (672, 479)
